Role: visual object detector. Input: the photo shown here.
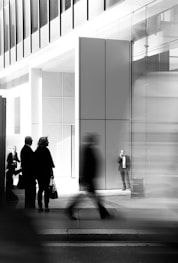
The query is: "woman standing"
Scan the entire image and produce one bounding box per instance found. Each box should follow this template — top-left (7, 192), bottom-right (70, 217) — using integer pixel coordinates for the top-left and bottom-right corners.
top-left (35, 137), bottom-right (55, 212)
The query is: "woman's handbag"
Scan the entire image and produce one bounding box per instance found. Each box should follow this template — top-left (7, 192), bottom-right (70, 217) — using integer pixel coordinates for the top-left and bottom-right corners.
top-left (49, 178), bottom-right (58, 199)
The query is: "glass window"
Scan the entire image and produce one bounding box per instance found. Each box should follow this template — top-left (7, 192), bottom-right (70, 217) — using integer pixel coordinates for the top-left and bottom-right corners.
top-left (40, 0), bottom-right (48, 27)
top-left (61, 0), bottom-right (71, 13)
top-left (4, 1), bottom-right (9, 52)
top-left (0, 2), bottom-right (3, 55)
top-left (23, 0), bottom-right (30, 39)
top-left (16, 0), bottom-right (23, 44)
top-left (10, 0), bottom-right (15, 48)
top-left (31, 0), bottom-right (38, 33)
top-left (105, 0), bottom-right (125, 9)
top-left (50, 0), bottom-right (58, 21)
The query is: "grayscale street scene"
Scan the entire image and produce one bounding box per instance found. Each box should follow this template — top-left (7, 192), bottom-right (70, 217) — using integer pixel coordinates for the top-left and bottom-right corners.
top-left (1, 0), bottom-right (178, 262)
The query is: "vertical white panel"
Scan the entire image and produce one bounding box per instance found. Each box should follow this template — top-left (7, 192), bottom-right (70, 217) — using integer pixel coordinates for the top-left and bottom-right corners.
top-left (50, 17), bottom-right (60, 42)
top-left (24, 37), bottom-right (31, 56)
top-left (40, 25), bottom-right (49, 48)
top-left (30, 69), bottom-right (42, 141)
top-left (74, 0), bottom-right (87, 28)
top-left (106, 40), bottom-right (131, 119)
top-left (80, 38), bottom-right (105, 119)
top-left (17, 42), bottom-right (23, 61)
top-left (61, 8), bottom-right (72, 36)
top-left (80, 119), bottom-right (106, 189)
top-left (5, 52), bottom-right (9, 67)
top-left (106, 120), bottom-right (130, 189)
top-left (10, 47), bottom-right (16, 64)
top-left (88, 0), bottom-right (104, 20)
top-left (32, 32), bottom-right (40, 53)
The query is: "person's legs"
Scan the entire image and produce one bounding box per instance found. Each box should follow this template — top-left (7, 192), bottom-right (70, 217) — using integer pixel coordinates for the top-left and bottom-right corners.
top-left (44, 184), bottom-right (50, 211)
top-left (120, 170), bottom-right (126, 190)
top-left (66, 193), bottom-right (84, 219)
top-left (88, 183), bottom-right (110, 219)
top-left (37, 184), bottom-right (43, 210)
top-left (125, 170), bottom-right (131, 189)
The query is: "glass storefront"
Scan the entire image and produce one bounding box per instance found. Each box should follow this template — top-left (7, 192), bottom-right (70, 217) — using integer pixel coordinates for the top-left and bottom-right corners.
top-left (132, 3), bottom-right (178, 196)
top-left (10, 0), bottom-right (15, 49)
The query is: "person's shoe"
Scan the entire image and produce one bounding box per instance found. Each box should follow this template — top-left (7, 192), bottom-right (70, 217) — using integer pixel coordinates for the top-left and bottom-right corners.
top-left (38, 207), bottom-right (43, 212)
top-left (45, 208), bottom-right (50, 212)
top-left (100, 211), bottom-right (112, 220)
top-left (65, 207), bottom-right (77, 220)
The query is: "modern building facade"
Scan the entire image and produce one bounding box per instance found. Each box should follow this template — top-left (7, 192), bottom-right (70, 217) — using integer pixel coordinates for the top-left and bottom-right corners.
top-left (1, 0), bottom-right (178, 197)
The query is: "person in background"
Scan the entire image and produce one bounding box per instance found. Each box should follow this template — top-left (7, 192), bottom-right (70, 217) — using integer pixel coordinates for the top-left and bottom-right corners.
top-left (20, 136), bottom-right (36, 209)
top-left (6, 146), bottom-right (20, 189)
top-left (118, 149), bottom-right (131, 190)
top-left (35, 137), bottom-right (55, 212)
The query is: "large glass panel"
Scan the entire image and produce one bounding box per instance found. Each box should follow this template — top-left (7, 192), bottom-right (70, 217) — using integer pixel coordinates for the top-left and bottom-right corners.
top-left (10, 0), bottom-right (15, 48)
top-left (23, 0), bottom-right (30, 39)
top-left (4, 1), bottom-right (9, 52)
top-left (31, 0), bottom-right (38, 33)
top-left (40, 0), bottom-right (47, 27)
top-left (16, 0), bottom-right (23, 44)
top-left (105, 0), bottom-right (125, 9)
top-left (0, 2), bottom-right (3, 56)
top-left (50, 0), bottom-right (58, 21)
top-left (61, 0), bottom-right (71, 13)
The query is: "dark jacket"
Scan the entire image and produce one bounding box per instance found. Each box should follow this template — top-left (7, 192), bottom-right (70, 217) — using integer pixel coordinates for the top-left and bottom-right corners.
top-left (118, 155), bottom-right (131, 171)
top-left (79, 144), bottom-right (100, 185)
top-left (20, 144), bottom-right (35, 182)
top-left (34, 146), bottom-right (55, 180)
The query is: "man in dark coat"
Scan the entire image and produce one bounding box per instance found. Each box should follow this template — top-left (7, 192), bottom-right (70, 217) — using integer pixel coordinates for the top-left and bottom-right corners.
top-left (66, 133), bottom-right (110, 220)
top-left (20, 136), bottom-right (36, 208)
top-left (118, 149), bottom-right (131, 190)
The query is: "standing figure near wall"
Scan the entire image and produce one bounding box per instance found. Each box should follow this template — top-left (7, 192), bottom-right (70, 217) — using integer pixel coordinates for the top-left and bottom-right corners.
top-left (20, 136), bottom-right (36, 209)
top-left (118, 149), bottom-right (131, 190)
top-left (6, 146), bottom-right (21, 189)
top-left (35, 137), bottom-right (55, 212)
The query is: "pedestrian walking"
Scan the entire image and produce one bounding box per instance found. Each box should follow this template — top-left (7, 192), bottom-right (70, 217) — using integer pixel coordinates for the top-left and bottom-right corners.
top-left (20, 136), bottom-right (36, 209)
top-left (66, 133), bottom-right (110, 220)
top-left (35, 137), bottom-right (55, 212)
top-left (118, 149), bottom-right (131, 190)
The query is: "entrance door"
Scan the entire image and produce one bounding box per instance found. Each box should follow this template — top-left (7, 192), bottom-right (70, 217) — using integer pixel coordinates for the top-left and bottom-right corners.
top-left (0, 96), bottom-right (6, 204)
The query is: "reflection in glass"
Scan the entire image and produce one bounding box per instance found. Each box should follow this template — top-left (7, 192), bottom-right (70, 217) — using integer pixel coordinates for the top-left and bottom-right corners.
top-left (10, 0), bottom-right (15, 48)
top-left (23, 0), bottom-right (30, 39)
top-left (16, 0), bottom-right (23, 44)
top-left (40, 0), bottom-right (47, 27)
top-left (61, 0), bottom-right (71, 13)
top-left (105, 0), bottom-right (125, 9)
top-left (31, 0), bottom-right (38, 33)
top-left (0, 5), bottom-right (3, 55)
top-left (50, 0), bottom-right (58, 21)
top-left (4, 4), bottom-right (9, 52)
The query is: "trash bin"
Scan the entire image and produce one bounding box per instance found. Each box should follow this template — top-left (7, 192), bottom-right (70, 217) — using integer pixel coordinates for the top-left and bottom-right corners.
top-left (131, 178), bottom-right (144, 197)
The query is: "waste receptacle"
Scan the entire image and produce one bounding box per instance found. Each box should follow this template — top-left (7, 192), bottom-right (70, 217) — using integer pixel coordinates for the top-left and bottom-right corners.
top-left (131, 178), bottom-right (144, 197)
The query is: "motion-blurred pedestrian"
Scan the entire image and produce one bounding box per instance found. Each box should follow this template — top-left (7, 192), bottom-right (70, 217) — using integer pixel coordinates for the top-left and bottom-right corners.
top-left (66, 133), bottom-right (110, 220)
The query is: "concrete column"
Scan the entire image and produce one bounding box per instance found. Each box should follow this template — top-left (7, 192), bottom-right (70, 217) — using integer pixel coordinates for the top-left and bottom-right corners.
top-left (79, 37), bottom-right (131, 190)
top-left (29, 68), bottom-right (42, 146)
